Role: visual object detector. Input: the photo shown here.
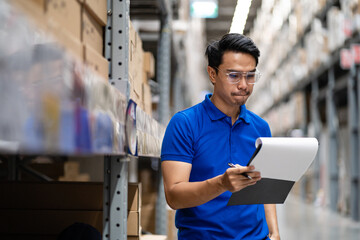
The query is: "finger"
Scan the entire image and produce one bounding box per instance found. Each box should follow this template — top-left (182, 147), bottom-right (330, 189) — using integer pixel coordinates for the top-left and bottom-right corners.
top-left (246, 165), bottom-right (255, 171)
top-left (247, 171), bottom-right (261, 179)
top-left (247, 181), bottom-right (257, 186)
top-left (232, 165), bottom-right (255, 174)
top-left (234, 164), bottom-right (255, 172)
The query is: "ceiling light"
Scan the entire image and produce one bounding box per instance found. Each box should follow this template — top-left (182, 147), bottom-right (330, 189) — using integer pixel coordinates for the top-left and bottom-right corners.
top-left (190, 0), bottom-right (218, 19)
top-left (230, 0), bottom-right (253, 34)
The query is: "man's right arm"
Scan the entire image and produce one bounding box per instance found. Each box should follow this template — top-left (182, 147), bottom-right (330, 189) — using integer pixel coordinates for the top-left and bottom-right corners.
top-left (161, 160), bottom-right (260, 210)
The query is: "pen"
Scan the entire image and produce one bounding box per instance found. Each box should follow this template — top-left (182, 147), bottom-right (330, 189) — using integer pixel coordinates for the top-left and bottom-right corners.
top-left (228, 162), bottom-right (253, 180)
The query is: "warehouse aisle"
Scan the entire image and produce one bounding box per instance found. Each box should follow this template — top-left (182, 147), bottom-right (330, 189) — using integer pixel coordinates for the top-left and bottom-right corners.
top-left (277, 195), bottom-right (360, 240)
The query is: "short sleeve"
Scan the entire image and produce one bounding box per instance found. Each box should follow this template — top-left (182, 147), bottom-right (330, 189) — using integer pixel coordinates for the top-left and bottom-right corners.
top-left (263, 121), bottom-right (272, 137)
top-left (161, 112), bottom-right (194, 163)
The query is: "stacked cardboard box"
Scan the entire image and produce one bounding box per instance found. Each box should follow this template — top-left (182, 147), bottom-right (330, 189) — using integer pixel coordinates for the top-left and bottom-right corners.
top-left (12, 1), bottom-right (155, 116)
top-left (139, 169), bottom-right (156, 233)
top-left (0, 182), bottom-right (103, 240)
top-left (129, 22), bottom-right (155, 116)
top-left (143, 51), bottom-right (155, 116)
top-left (58, 161), bottom-right (91, 182)
top-left (127, 182), bottom-right (168, 240)
top-left (128, 183), bottom-right (142, 239)
top-left (0, 181), bottom-right (147, 239)
top-left (128, 235), bottom-right (167, 240)
top-left (129, 21), bottom-right (144, 108)
top-left (167, 209), bottom-right (176, 240)
top-left (11, 0), bottom-right (109, 80)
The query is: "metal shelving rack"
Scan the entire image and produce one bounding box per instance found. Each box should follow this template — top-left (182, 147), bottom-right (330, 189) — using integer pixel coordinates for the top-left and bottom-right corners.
top-left (287, 38), bottom-right (360, 220)
top-left (103, 0), bottom-right (130, 238)
top-left (264, 38), bottom-right (360, 220)
top-left (0, 0), bottom-right (170, 239)
top-left (248, 0), bottom-right (360, 221)
top-left (104, 0), bottom-right (172, 238)
top-left (272, 33), bottom-right (359, 222)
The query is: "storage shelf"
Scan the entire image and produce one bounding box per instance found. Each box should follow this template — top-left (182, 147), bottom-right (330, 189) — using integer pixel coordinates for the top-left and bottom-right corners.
top-left (260, 0), bottom-right (339, 80)
top-left (260, 32), bottom-right (360, 118)
top-left (0, 1), bottom-right (164, 157)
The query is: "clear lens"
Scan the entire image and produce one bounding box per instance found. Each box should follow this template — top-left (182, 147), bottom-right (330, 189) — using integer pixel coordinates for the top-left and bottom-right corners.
top-left (226, 71), bottom-right (260, 84)
top-left (228, 72), bottom-right (241, 82)
top-left (246, 72), bottom-right (256, 83)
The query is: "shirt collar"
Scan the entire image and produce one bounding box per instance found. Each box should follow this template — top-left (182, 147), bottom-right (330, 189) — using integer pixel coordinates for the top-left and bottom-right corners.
top-left (203, 94), bottom-right (250, 124)
top-left (203, 94), bottom-right (227, 121)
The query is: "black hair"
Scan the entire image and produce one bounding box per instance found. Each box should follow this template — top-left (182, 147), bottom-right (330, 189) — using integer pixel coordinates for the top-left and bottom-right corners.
top-left (205, 33), bottom-right (260, 72)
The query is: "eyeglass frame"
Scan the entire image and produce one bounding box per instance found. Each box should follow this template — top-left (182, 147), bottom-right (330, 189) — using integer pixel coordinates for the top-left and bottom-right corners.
top-left (212, 66), bottom-right (261, 85)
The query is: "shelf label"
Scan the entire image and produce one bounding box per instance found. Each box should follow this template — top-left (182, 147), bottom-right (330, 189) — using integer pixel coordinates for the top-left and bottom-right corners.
top-left (340, 48), bottom-right (353, 70)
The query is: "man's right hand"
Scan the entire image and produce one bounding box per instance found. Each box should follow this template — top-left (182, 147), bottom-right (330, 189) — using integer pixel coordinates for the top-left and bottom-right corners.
top-left (221, 165), bottom-right (261, 192)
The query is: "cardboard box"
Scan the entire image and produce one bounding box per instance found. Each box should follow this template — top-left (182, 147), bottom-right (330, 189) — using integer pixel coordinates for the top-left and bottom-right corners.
top-left (142, 235), bottom-right (167, 240)
top-left (12, 0), bottom-right (46, 13)
top-left (0, 182), bottom-right (103, 210)
top-left (141, 202), bottom-right (155, 233)
top-left (128, 183), bottom-right (142, 212)
top-left (129, 75), bottom-right (142, 109)
top-left (129, 21), bottom-right (144, 102)
top-left (58, 161), bottom-right (91, 181)
top-left (142, 82), bottom-right (152, 116)
top-left (127, 211), bottom-right (141, 236)
top-left (0, 235), bottom-right (57, 240)
top-left (28, 0), bottom-right (46, 6)
top-left (12, 0), bottom-right (47, 29)
top-left (0, 209), bottom-right (103, 234)
top-left (84, 0), bottom-right (107, 26)
top-left (128, 235), bottom-right (167, 240)
top-left (82, 7), bottom-right (104, 55)
top-left (143, 51), bottom-right (155, 79)
top-left (128, 237), bottom-right (140, 240)
top-left (141, 191), bottom-right (157, 233)
top-left (167, 209), bottom-right (176, 240)
top-left (46, 0), bottom-right (82, 40)
top-left (64, 161), bottom-right (80, 178)
top-left (48, 21), bottom-right (84, 60)
top-left (84, 44), bottom-right (109, 80)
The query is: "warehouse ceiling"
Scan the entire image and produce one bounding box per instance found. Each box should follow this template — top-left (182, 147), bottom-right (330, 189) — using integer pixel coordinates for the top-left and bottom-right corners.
top-left (129, 0), bottom-right (262, 104)
top-left (130, 0), bottom-right (262, 42)
top-left (205, 0), bottom-right (262, 43)
top-left (130, 0), bottom-right (166, 19)
top-left (129, 0), bottom-right (262, 77)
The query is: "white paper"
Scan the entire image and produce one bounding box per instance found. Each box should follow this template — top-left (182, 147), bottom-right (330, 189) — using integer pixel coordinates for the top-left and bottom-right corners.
top-left (250, 137), bottom-right (319, 181)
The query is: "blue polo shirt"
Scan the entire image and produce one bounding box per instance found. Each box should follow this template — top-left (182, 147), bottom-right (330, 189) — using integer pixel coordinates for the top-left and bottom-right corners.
top-left (161, 94), bottom-right (271, 240)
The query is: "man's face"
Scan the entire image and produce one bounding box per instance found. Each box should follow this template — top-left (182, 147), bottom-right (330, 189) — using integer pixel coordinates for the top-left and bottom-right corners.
top-left (209, 51), bottom-right (256, 107)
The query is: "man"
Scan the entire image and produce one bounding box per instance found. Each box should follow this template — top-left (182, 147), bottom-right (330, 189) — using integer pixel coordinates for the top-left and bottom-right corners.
top-left (161, 33), bottom-right (280, 240)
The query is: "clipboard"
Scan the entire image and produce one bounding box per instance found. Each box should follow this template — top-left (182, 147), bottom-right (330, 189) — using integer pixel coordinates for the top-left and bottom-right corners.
top-left (227, 137), bottom-right (319, 205)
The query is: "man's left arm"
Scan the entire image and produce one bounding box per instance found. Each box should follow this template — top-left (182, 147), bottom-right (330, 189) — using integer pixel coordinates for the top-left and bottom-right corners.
top-left (264, 204), bottom-right (280, 240)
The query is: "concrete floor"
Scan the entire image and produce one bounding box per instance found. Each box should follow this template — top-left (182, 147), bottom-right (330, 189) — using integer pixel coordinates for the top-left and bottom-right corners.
top-left (277, 195), bottom-right (360, 240)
